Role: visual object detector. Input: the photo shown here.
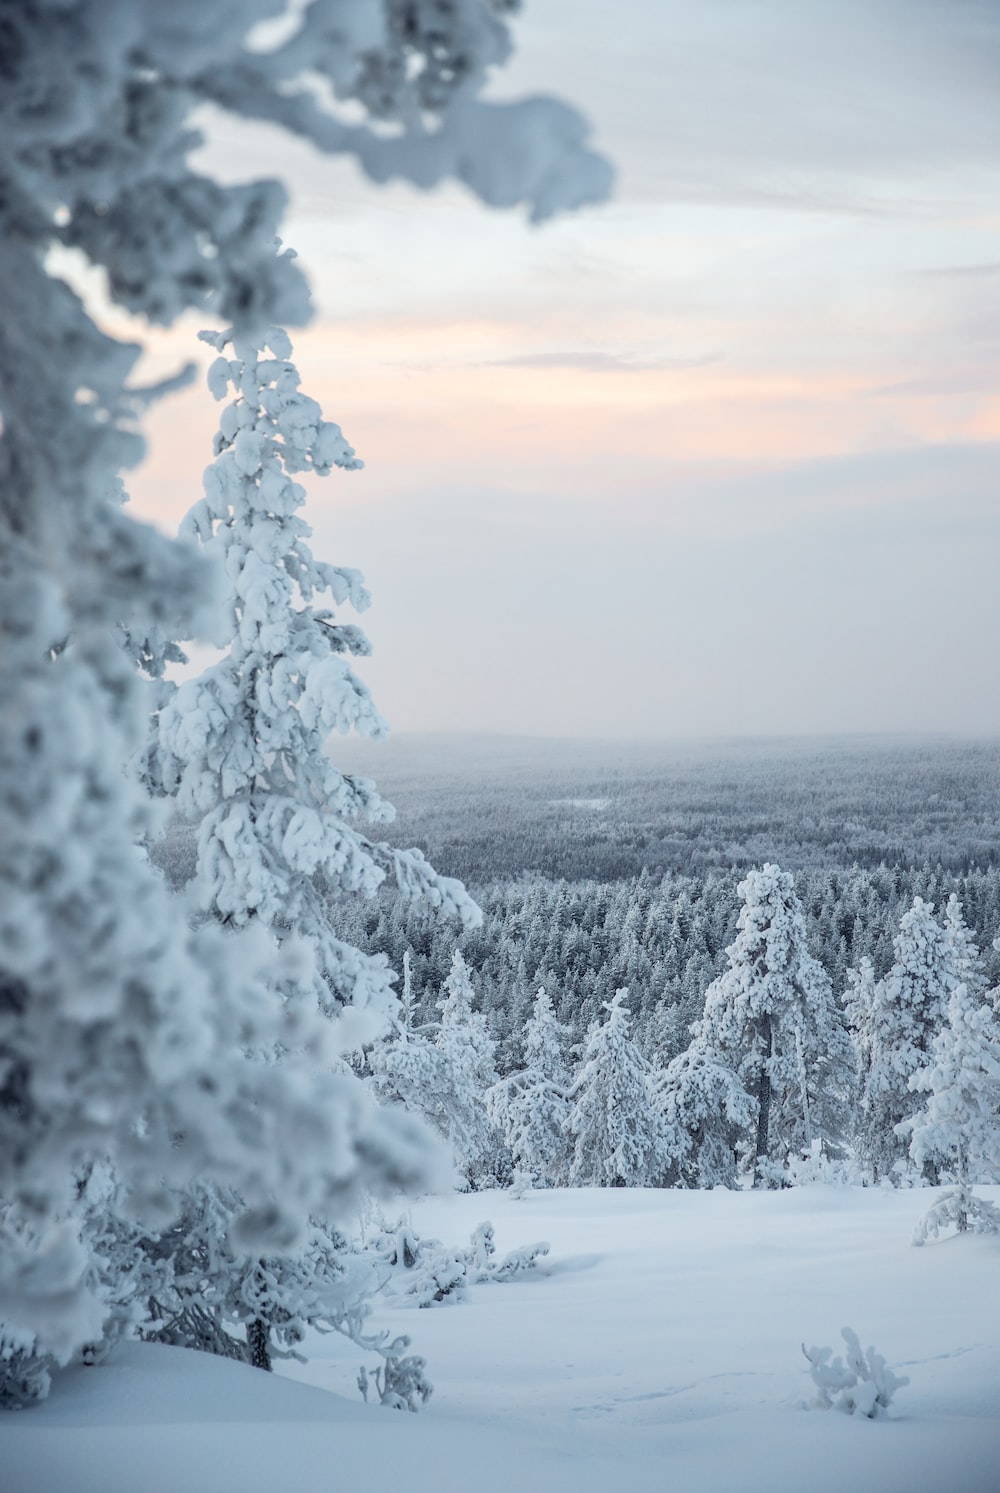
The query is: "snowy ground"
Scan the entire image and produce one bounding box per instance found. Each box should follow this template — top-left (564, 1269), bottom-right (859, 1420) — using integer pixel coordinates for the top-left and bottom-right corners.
top-left (8, 1185), bottom-right (1000, 1493)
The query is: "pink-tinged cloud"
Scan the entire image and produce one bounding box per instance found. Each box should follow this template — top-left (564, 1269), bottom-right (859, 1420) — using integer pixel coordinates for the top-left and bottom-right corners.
top-left (120, 0), bottom-right (1000, 740)
top-left (130, 309), bottom-right (1000, 546)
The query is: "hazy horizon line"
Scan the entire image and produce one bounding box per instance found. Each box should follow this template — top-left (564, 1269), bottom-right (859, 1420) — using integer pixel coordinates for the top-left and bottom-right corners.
top-left (339, 727), bottom-right (1000, 748)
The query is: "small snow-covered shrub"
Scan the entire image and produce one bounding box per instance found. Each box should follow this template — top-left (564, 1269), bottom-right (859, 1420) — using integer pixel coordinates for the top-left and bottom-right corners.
top-left (367, 1213), bottom-right (548, 1308)
top-left (357, 1342), bottom-right (432, 1412)
top-left (366, 1212), bottom-right (468, 1306)
top-left (466, 1222), bottom-right (549, 1282)
top-left (784, 1142), bottom-right (863, 1187)
top-left (351, 1214), bottom-right (545, 1404)
top-left (507, 1167), bottom-right (535, 1198)
top-left (911, 1186), bottom-right (1000, 1246)
top-left (0, 1328), bottom-right (52, 1409)
top-left (803, 1327), bottom-right (908, 1418)
top-left (404, 1241), bottom-right (471, 1308)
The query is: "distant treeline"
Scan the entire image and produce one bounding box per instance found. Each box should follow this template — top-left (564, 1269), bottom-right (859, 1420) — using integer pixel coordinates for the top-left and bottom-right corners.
top-left (331, 734), bottom-right (1000, 881)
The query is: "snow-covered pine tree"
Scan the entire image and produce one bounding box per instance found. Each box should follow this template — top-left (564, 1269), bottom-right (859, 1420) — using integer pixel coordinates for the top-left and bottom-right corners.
top-left (368, 945), bottom-right (444, 1118)
top-left (642, 990), bottom-right (705, 1070)
top-left (148, 1192), bottom-right (375, 1368)
top-left (902, 982), bottom-right (1000, 1241)
top-left (693, 865), bottom-right (854, 1185)
top-left (434, 952), bottom-right (505, 1188)
top-left (654, 1044), bottom-right (756, 1189)
top-left (368, 975), bottom-right (451, 1145)
top-left (843, 957), bottom-right (878, 1078)
top-left (487, 987), bottom-right (573, 1187)
top-left (567, 990), bottom-right (668, 1188)
top-left (367, 950), bottom-right (504, 1188)
top-left (842, 955), bottom-right (878, 1164)
top-left (0, 0), bottom-right (611, 1389)
top-left (400, 949), bottom-right (415, 1035)
top-left (143, 326), bottom-right (481, 1366)
top-left (942, 894), bottom-right (988, 1003)
top-left (154, 325), bottom-right (477, 1017)
top-left (83, 1168), bottom-right (431, 1396)
top-left (860, 897), bottom-right (956, 1182)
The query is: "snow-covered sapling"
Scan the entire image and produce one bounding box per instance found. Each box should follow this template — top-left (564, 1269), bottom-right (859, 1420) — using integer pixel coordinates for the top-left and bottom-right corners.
top-left (357, 1345), bottom-right (432, 1413)
top-left (803, 1327), bottom-right (908, 1418)
top-left (365, 1212), bottom-right (548, 1309)
top-left (465, 1222), bottom-right (549, 1282)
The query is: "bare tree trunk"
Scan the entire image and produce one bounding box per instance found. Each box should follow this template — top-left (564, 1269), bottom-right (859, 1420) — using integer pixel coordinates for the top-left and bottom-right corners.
top-left (956, 1146), bottom-right (969, 1233)
top-left (753, 1013), bottom-right (773, 1188)
top-left (247, 1318), bottom-right (272, 1372)
top-left (795, 1026), bottom-right (812, 1151)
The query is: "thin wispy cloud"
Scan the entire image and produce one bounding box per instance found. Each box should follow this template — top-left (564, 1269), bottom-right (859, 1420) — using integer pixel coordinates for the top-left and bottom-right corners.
top-left (913, 262), bottom-right (1000, 280)
top-left (868, 370), bottom-right (999, 398)
top-left (486, 351), bottom-right (721, 374)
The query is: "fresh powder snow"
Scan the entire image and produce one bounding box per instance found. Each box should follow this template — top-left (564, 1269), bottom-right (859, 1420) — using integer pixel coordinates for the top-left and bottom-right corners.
top-left (8, 1185), bottom-right (999, 1493)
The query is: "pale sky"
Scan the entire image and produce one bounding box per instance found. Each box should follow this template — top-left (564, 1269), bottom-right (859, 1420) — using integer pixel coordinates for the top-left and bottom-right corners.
top-left (129, 0), bottom-right (1000, 738)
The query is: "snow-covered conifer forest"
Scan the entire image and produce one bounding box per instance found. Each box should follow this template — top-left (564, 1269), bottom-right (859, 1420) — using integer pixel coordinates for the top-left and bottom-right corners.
top-left (2, 4), bottom-right (999, 1491)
